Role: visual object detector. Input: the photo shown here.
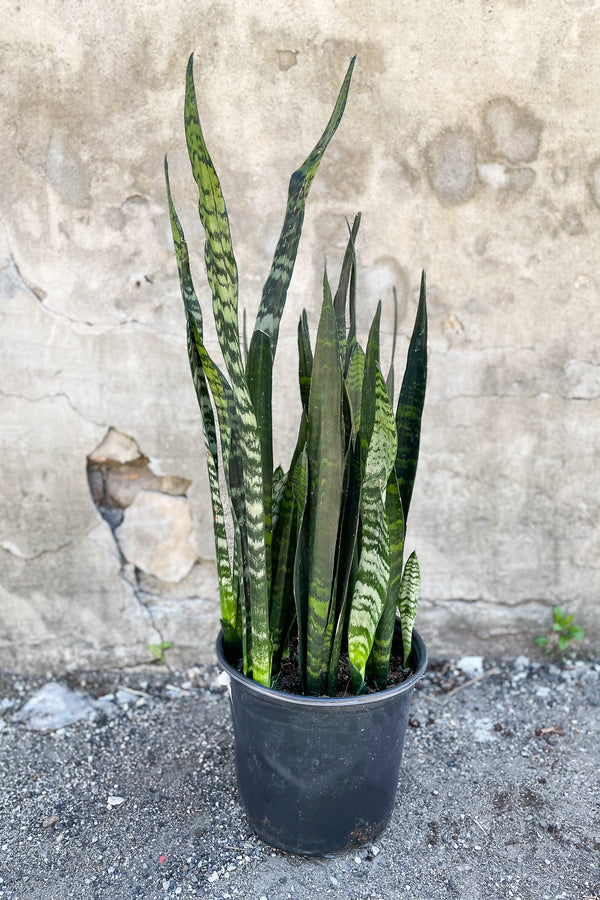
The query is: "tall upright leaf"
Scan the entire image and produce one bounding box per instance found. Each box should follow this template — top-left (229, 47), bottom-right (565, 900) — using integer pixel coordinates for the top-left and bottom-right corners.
top-left (367, 469), bottom-right (405, 686)
top-left (183, 54), bottom-right (271, 685)
top-left (252, 57), bottom-right (356, 358)
top-left (395, 272), bottom-right (427, 523)
top-left (305, 276), bottom-right (345, 695)
top-left (348, 313), bottom-right (397, 693)
top-left (165, 158), bottom-right (237, 645)
top-left (333, 213), bottom-right (361, 361)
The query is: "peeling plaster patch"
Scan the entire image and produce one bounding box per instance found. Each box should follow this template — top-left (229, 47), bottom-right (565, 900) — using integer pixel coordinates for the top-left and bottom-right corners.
top-left (483, 97), bottom-right (543, 164)
top-left (563, 360), bottom-right (600, 399)
top-left (424, 128), bottom-right (478, 205)
top-left (478, 162), bottom-right (535, 193)
top-left (588, 159), bottom-right (600, 208)
top-left (87, 428), bottom-right (191, 530)
top-left (477, 162), bottom-right (509, 191)
top-left (277, 50), bottom-right (298, 71)
top-left (443, 312), bottom-right (464, 335)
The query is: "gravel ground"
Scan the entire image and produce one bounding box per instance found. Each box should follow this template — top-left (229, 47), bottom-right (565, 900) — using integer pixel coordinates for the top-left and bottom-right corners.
top-left (1, 652), bottom-right (599, 900)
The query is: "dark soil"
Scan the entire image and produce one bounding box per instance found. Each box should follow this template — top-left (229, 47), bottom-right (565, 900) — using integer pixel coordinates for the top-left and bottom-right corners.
top-left (237, 638), bottom-right (412, 697)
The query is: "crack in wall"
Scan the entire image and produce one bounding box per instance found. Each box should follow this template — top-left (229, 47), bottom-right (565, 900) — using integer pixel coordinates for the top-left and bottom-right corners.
top-left (0, 388), bottom-right (109, 429)
top-left (0, 538), bottom-right (76, 561)
top-left (87, 427), bottom-right (196, 649)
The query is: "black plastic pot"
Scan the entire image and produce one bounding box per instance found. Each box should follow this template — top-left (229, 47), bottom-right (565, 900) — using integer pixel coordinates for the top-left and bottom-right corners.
top-left (216, 620), bottom-right (427, 855)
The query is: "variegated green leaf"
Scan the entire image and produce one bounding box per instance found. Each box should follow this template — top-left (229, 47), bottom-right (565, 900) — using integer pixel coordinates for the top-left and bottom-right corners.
top-left (305, 275), bottom-right (344, 695)
top-left (246, 328), bottom-right (274, 588)
top-left (297, 310), bottom-right (313, 416)
top-left (293, 449), bottom-right (310, 691)
top-left (327, 437), bottom-right (362, 695)
top-left (348, 313), bottom-right (397, 693)
top-left (270, 420), bottom-right (308, 676)
top-left (367, 468), bottom-right (405, 687)
top-left (165, 157), bottom-right (238, 644)
top-left (252, 57), bottom-right (355, 357)
top-left (333, 213), bottom-right (361, 362)
top-left (184, 55), bottom-right (271, 686)
top-left (395, 271), bottom-right (427, 524)
top-left (398, 551), bottom-right (420, 666)
top-left (344, 343), bottom-right (365, 441)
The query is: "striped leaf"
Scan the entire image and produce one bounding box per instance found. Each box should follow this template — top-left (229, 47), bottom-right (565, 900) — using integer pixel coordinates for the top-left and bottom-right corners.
top-left (305, 275), bottom-right (345, 695)
top-left (344, 342), bottom-right (365, 441)
top-left (270, 419), bottom-right (308, 676)
top-left (367, 469), bottom-right (405, 687)
top-left (246, 328), bottom-right (274, 589)
top-left (165, 157), bottom-right (237, 644)
top-left (333, 213), bottom-right (361, 362)
top-left (327, 437), bottom-right (362, 695)
top-left (293, 450), bottom-right (310, 691)
top-left (184, 55), bottom-right (271, 686)
top-left (348, 313), bottom-right (397, 693)
top-left (252, 57), bottom-right (356, 357)
top-left (398, 551), bottom-right (420, 666)
top-left (395, 272), bottom-right (427, 523)
top-left (297, 310), bottom-right (313, 416)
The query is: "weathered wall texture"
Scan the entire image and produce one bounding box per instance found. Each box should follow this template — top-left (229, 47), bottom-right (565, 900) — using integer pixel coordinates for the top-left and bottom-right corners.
top-left (1, 0), bottom-right (599, 671)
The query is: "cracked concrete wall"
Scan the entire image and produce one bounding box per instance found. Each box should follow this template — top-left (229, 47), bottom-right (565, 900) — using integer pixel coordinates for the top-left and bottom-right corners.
top-left (1, 0), bottom-right (599, 672)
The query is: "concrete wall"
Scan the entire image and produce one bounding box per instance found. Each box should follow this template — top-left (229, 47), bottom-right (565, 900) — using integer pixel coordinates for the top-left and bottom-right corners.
top-left (1, 0), bottom-right (599, 672)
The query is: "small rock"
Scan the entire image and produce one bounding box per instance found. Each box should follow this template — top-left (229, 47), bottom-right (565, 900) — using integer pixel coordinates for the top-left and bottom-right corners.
top-left (371, 845), bottom-right (380, 856)
top-left (42, 816), bottom-right (59, 828)
top-left (107, 796), bottom-right (126, 808)
top-left (456, 656), bottom-right (484, 678)
top-left (514, 655), bottom-right (530, 671)
top-left (12, 683), bottom-right (96, 732)
top-left (208, 872), bottom-right (219, 883)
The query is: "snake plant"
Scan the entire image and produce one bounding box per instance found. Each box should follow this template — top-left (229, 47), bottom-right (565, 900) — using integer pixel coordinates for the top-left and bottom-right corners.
top-left (165, 56), bottom-right (427, 695)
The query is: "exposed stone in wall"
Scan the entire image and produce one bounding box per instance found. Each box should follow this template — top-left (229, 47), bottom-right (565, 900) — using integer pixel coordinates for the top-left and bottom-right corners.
top-left (116, 492), bottom-right (198, 583)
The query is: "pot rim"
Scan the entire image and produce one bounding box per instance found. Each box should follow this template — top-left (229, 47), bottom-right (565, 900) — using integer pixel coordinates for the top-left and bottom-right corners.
top-left (216, 624), bottom-right (427, 709)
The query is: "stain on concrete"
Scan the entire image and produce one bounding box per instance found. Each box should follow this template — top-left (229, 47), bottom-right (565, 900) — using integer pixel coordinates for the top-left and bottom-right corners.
top-left (560, 209), bottom-right (585, 235)
top-left (424, 128), bottom-right (478, 205)
top-left (277, 50), bottom-right (298, 71)
top-left (588, 158), bottom-right (600, 208)
top-left (483, 97), bottom-right (543, 164)
top-left (46, 132), bottom-right (91, 208)
top-left (552, 166), bottom-right (568, 186)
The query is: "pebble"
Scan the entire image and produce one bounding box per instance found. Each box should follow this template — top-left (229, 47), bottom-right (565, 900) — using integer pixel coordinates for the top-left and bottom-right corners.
top-left (107, 796), bottom-right (126, 808)
top-left (456, 656), bottom-right (484, 678)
